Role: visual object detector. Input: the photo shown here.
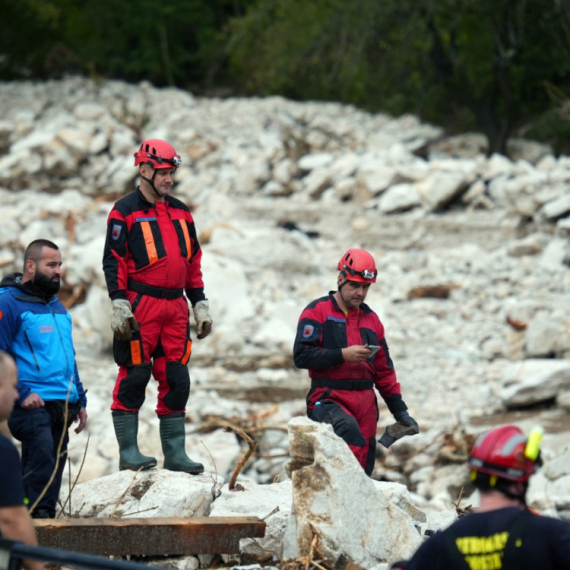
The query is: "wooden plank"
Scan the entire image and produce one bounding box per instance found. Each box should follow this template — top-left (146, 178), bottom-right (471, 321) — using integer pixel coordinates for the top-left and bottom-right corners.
top-left (35, 517), bottom-right (266, 556)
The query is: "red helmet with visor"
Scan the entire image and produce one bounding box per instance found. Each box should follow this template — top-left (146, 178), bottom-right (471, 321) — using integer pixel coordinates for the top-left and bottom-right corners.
top-left (468, 425), bottom-right (542, 483)
top-left (134, 139), bottom-right (182, 170)
top-left (337, 249), bottom-right (377, 283)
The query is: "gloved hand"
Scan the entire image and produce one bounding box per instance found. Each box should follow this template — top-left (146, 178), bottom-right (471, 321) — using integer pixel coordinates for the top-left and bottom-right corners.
top-left (111, 299), bottom-right (139, 341)
top-left (193, 300), bottom-right (212, 340)
top-left (393, 410), bottom-right (419, 434)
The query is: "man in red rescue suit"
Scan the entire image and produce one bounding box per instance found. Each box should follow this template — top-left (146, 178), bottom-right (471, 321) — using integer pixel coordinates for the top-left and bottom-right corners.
top-left (293, 248), bottom-right (418, 476)
top-left (102, 139), bottom-right (212, 474)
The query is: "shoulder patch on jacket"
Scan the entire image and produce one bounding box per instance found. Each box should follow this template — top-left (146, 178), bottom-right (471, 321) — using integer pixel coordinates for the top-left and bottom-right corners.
top-left (302, 324), bottom-right (314, 338)
top-left (111, 224), bottom-right (122, 240)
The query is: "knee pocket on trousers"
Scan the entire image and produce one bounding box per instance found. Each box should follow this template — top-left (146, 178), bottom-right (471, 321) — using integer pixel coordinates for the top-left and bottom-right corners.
top-left (117, 364), bottom-right (152, 409)
top-left (310, 401), bottom-right (366, 447)
top-left (163, 362), bottom-right (190, 411)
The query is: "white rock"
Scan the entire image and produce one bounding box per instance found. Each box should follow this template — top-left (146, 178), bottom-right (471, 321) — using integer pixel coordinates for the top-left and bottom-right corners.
top-left (273, 158), bottom-right (297, 185)
top-left (297, 152), bottom-right (334, 172)
top-left (377, 183), bottom-right (422, 214)
top-left (73, 102), bottom-right (108, 121)
top-left (335, 177), bottom-right (357, 200)
top-left (282, 418), bottom-right (422, 567)
top-left (558, 391), bottom-right (570, 411)
top-left (540, 194), bottom-right (570, 220)
top-left (536, 155), bottom-right (558, 171)
top-left (483, 153), bottom-right (514, 180)
top-left (57, 125), bottom-right (96, 158)
top-left (357, 163), bottom-right (398, 195)
top-left (543, 448), bottom-right (570, 480)
top-left (507, 138), bottom-right (553, 164)
top-left (302, 168), bottom-right (331, 199)
top-left (211, 479), bottom-right (293, 558)
top-left (415, 171), bottom-right (468, 210)
top-left (525, 315), bottom-right (560, 357)
top-left (507, 234), bottom-right (547, 257)
top-left (60, 469), bottom-right (223, 519)
top-left (500, 359), bottom-right (570, 407)
top-left (200, 251), bottom-right (256, 327)
top-left (539, 238), bottom-right (569, 271)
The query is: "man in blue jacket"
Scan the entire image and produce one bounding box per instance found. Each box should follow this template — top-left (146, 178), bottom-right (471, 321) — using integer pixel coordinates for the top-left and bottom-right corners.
top-left (0, 239), bottom-right (88, 519)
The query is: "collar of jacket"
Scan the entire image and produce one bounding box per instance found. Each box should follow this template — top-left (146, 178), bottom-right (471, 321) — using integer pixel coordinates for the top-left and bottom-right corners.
top-left (0, 272), bottom-right (55, 304)
top-left (136, 186), bottom-right (171, 211)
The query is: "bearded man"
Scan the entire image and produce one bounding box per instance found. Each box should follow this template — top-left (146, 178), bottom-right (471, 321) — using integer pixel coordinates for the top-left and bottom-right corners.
top-left (0, 239), bottom-right (88, 519)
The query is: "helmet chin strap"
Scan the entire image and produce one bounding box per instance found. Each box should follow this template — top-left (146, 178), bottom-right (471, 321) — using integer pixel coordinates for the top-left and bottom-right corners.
top-left (141, 169), bottom-right (166, 198)
top-left (338, 272), bottom-right (349, 292)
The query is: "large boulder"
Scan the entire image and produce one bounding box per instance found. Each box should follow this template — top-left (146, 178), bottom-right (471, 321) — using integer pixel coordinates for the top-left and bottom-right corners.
top-left (60, 469), bottom-right (224, 519)
top-left (281, 417), bottom-right (423, 568)
top-left (500, 359), bottom-right (570, 408)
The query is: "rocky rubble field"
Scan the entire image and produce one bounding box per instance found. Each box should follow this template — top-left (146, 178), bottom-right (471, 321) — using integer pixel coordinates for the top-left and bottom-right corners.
top-left (1, 77), bottom-right (570, 567)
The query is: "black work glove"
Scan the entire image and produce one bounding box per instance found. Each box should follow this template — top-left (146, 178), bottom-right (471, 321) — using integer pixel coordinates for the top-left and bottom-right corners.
top-left (394, 410), bottom-right (419, 434)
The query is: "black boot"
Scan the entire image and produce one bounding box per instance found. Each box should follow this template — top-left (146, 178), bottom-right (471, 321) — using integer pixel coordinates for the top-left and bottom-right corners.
top-left (112, 411), bottom-right (157, 471)
top-left (159, 413), bottom-right (204, 474)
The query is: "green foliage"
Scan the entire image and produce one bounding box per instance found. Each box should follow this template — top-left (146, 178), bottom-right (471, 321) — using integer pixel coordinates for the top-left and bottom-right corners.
top-left (227, 0), bottom-right (570, 153)
top-left (0, 0), bottom-right (254, 87)
top-left (0, 0), bottom-right (72, 78)
top-left (1, 0), bottom-right (570, 152)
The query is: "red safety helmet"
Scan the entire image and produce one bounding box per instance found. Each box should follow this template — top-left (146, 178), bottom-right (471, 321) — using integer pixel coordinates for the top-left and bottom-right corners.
top-left (468, 425), bottom-right (541, 483)
top-left (337, 249), bottom-right (377, 283)
top-left (134, 139), bottom-right (182, 170)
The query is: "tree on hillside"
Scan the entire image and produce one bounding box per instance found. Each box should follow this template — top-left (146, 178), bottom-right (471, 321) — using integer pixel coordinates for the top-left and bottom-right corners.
top-left (227, 0), bottom-right (570, 154)
top-left (0, 0), bottom-right (254, 88)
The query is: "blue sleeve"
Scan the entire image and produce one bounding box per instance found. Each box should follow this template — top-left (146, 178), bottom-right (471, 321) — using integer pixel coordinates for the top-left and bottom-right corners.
top-left (0, 293), bottom-right (16, 352)
top-left (0, 294), bottom-right (31, 403)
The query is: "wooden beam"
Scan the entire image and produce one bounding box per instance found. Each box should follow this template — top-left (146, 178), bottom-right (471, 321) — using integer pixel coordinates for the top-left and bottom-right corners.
top-left (35, 517), bottom-right (266, 556)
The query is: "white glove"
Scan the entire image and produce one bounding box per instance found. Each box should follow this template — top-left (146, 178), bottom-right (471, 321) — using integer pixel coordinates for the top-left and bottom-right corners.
top-left (111, 299), bottom-right (139, 341)
top-left (193, 300), bottom-right (212, 340)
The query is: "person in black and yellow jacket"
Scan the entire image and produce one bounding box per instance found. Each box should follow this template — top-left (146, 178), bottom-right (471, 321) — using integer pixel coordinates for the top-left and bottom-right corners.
top-left (405, 425), bottom-right (570, 570)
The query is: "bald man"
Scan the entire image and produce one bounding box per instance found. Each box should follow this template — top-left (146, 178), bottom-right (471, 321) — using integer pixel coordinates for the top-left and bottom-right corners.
top-left (0, 351), bottom-right (43, 570)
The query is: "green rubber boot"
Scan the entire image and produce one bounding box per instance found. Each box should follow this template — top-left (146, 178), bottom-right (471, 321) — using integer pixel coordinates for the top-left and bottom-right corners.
top-left (159, 413), bottom-right (204, 474)
top-left (112, 411), bottom-right (157, 471)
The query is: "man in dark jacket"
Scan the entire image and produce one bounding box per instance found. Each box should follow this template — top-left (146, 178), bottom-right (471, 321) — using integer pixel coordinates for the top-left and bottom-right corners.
top-left (102, 139), bottom-right (212, 474)
top-left (0, 351), bottom-right (44, 570)
top-left (293, 248), bottom-right (418, 475)
top-left (405, 425), bottom-right (570, 569)
top-left (0, 240), bottom-right (88, 519)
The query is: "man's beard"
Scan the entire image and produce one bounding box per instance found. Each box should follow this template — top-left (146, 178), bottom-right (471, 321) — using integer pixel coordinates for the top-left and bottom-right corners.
top-left (33, 271), bottom-right (60, 297)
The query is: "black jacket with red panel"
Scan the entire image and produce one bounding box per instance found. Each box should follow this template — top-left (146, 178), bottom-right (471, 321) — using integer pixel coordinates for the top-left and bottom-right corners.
top-left (102, 188), bottom-right (205, 305)
top-left (293, 292), bottom-right (407, 415)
